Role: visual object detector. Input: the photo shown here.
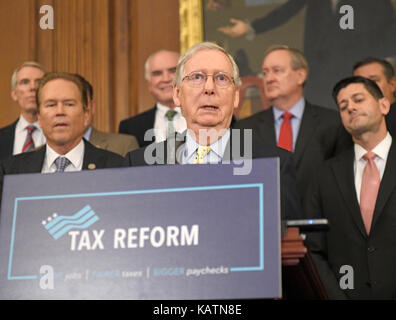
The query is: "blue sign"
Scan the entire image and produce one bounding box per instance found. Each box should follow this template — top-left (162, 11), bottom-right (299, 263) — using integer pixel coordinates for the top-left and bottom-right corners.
top-left (0, 158), bottom-right (281, 299)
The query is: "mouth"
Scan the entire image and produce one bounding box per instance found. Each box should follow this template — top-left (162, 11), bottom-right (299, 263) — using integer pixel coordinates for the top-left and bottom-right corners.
top-left (54, 123), bottom-right (68, 128)
top-left (200, 105), bottom-right (219, 110)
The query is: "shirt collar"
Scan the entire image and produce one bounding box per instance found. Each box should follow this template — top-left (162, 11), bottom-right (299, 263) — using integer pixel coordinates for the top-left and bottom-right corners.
top-left (156, 103), bottom-right (182, 116)
top-left (83, 126), bottom-right (92, 141)
top-left (16, 114), bottom-right (41, 133)
top-left (354, 132), bottom-right (392, 162)
top-left (273, 97), bottom-right (305, 120)
top-left (46, 139), bottom-right (85, 169)
top-left (184, 129), bottom-right (231, 160)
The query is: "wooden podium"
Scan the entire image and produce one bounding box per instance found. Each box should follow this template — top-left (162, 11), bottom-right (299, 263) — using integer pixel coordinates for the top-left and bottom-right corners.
top-left (281, 227), bottom-right (328, 300)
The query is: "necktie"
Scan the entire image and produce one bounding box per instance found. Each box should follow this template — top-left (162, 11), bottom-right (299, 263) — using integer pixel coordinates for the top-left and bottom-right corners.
top-left (54, 156), bottom-right (71, 172)
top-left (166, 109), bottom-right (177, 138)
top-left (278, 112), bottom-right (293, 152)
top-left (360, 151), bottom-right (380, 235)
top-left (193, 146), bottom-right (211, 164)
top-left (22, 125), bottom-right (36, 153)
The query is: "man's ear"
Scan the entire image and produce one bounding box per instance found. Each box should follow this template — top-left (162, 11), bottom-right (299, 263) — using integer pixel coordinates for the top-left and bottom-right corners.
top-left (379, 97), bottom-right (391, 116)
top-left (296, 68), bottom-right (307, 86)
top-left (233, 87), bottom-right (240, 111)
top-left (388, 76), bottom-right (396, 95)
top-left (11, 89), bottom-right (17, 102)
top-left (173, 84), bottom-right (181, 107)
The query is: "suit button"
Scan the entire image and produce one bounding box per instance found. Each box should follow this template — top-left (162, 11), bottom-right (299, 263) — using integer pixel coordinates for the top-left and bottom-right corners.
top-left (367, 246), bottom-right (376, 253)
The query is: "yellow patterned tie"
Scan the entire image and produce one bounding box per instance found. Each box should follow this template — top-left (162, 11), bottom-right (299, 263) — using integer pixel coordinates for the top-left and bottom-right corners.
top-left (193, 146), bottom-right (211, 164)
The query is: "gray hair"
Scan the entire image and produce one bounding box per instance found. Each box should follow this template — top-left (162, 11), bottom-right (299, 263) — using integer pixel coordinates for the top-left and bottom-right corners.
top-left (11, 61), bottom-right (46, 90)
top-left (264, 45), bottom-right (309, 76)
top-left (174, 41), bottom-right (241, 87)
top-left (144, 50), bottom-right (180, 81)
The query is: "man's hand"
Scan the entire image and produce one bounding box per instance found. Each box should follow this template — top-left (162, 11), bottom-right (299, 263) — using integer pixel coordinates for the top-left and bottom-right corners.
top-left (218, 18), bottom-right (249, 38)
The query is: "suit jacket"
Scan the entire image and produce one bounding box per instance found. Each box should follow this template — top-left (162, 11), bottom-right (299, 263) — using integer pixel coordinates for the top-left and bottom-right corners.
top-left (124, 130), bottom-right (303, 221)
top-left (234, 101), bottom-right (353, 205)
top-left (385, 101), bottom-right (396, 138)
top-left (118, 105), bottom-right (238, 148)
top-left (304, 143), bottom-right (396, 299)
top-left (118, 105), bottom-right (157, 148)
top-left (0, 120), bottom-right (17, 161)
top-left (0, 139), bottom-right (125, 207)
top-left (89, 127), bottom-right (139, 157)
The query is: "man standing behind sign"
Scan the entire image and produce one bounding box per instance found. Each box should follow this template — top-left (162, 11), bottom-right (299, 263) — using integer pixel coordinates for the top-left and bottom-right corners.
top-left (124, 42), bottom-right (302, 220)
top-left (0, 73), bottom-right (124, 182)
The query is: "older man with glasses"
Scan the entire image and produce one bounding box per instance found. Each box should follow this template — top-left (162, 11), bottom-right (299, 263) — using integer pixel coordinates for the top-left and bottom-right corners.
top-left (124, 41), bottom-right (302, 221)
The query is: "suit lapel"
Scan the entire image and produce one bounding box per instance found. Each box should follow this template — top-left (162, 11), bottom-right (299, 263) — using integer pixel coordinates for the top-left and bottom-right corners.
top-left (82, 139), bottom-right (101, 170)
top-left (331, 148), bottom-right (368, 238)
top-left (254, 109), bottom-right (277, 145)
top-left (294, 103), bottom-right (317, 167)
top-left (26, 145), bottom-right (47, 173)
top-left (371, 141), bottom-right (396, 230)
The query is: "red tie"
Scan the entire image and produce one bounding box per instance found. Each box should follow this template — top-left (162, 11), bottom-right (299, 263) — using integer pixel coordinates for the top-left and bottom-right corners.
top-left (278, 112), bottom-right (293, 152)
top-left (360, 151), bottom-right (380, 235)
top-left (22, 125), bottom-right (36, 153)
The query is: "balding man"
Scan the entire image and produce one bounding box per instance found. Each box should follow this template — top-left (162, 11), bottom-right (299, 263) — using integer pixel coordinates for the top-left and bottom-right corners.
top-left (0, 62), bottom-right (46, 160)
top-left (118, 50), bottom-right (186, 147)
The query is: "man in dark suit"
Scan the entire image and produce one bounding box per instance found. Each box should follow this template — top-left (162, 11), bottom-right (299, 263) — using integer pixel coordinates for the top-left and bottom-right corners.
top-left (0, 61), bottom-right (47, 160)
top-left (235, 46), bottom-right (352, 204)
top-left (118, 50), bottom-right (186, 147)
top-left (0, 72), bottom-right (124, 196)
top-left (304, 76), bottom-right (396, 299)
top-left (353, 57), bottom-right (396, 138)
top-left (124, 41), bottom-right (302, 221)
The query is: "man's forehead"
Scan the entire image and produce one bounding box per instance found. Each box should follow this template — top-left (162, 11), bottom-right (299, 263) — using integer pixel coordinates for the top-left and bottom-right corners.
top-left (150, 51), bottom-right (179, 70)
top-left (354, 62), bottom-right (384, 77)
top-left (17, 66), bottom-right (45, 77)
top-left (185, 49), bottom-right (232, 73)
top-left (262, 49), bottom-right (291, 67)
top-left (338, 83), bottom-right (368, 100)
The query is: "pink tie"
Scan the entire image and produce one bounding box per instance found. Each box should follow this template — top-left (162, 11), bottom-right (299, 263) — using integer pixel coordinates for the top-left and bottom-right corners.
top-left (360, 151), bottom-right (380, 235)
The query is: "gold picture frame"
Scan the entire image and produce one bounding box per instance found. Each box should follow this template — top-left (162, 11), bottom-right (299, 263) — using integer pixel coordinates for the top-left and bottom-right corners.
top-left (179, 0), bottom-right (204, 53)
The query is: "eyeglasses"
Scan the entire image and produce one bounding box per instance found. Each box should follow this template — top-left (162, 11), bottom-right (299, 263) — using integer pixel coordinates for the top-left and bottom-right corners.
top-left (182, 71), bottom-right (234, 88)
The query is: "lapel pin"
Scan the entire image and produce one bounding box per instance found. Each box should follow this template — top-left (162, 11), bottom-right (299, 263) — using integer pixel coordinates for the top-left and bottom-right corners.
top-left (88, 163), bottom-right (96, 170)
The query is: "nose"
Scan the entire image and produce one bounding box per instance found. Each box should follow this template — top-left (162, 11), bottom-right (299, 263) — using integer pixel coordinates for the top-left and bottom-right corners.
top-left (203, 75), bottom-right (215, 96)
top-left (162, 70), bottom-right (172, 82)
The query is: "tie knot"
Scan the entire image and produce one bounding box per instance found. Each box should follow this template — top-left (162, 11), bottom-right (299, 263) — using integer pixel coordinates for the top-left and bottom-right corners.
top-left (54, 156), bottom-right (71, 172)
top-left (282, 112), bottom-right (293, 120)
top-left (165, 109), bottom-right (177, 121)
top-left (363, 151), bottom-right (377, 161)
top-left (194, 146), bottom-right (211, 164)
top-left (26, 125), bottom-right (36, 134)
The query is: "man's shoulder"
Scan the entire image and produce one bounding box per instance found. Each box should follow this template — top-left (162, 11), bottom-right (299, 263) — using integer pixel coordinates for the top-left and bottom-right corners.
top-left (305, 101), bottom-right (339, 118)
top-left (234, 109), bottom-right (272, 128)
top-left (1, 146), bottom-right (45, 174)
top-left (0, 120), bottom-right (18, 135)
top-left (84, 140), bottom-right (124, 163)
top-left (119, 106), bottom-right (157, 125)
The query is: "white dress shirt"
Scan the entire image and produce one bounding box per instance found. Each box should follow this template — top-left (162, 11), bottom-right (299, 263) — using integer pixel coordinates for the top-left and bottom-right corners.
top-left (41, 139), bottom-right (85, 173)
top-left (13, 115), bottom-right (46, 155)
top-left (354, 132), bottom-right (392, 204)
top-left (153, 103), bottom-right (187, 143)
top-left (181, 129), bottom-right (231, 164)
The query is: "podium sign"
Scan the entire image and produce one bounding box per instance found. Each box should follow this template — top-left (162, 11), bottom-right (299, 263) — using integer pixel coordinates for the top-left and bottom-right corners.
top-left (0, 158), bottom-right (281, 299)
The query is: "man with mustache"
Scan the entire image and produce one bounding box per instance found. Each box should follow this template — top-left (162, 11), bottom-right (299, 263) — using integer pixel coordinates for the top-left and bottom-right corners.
top-left (235, 45), bottom-right (352, 205)
top-left (304, 76), bottom-right (396, 299)
top-left (0, 62), bottom-right (46, 160)
top-left (118, 50), bottom-right (186, 147)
